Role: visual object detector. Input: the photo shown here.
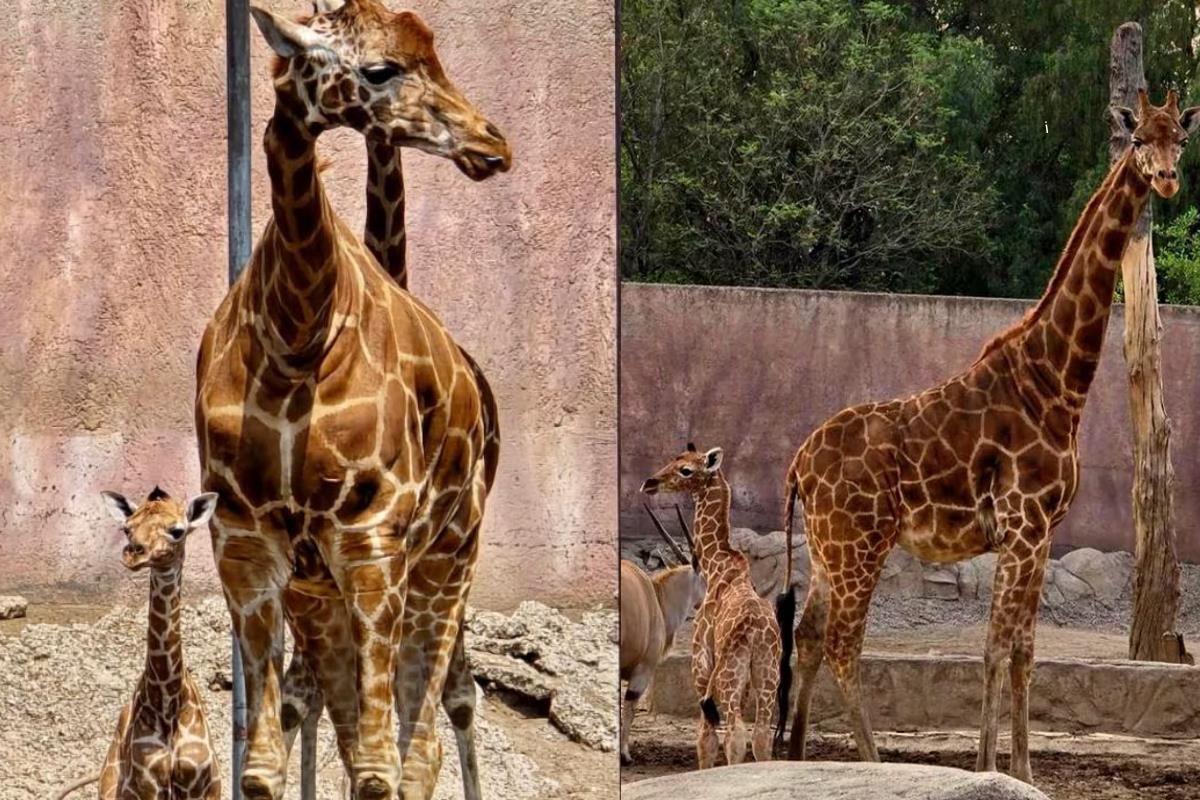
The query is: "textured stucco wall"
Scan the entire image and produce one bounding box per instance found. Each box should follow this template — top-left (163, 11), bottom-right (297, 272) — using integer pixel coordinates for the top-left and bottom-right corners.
top-left (0, 0), bottom-right (616, 608)
top-left (621, 283), bottom-right (1200, 561)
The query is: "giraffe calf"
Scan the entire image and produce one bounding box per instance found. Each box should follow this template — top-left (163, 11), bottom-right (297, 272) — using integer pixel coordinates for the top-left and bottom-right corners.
top-left (57, 487), bottom-right (220, 800)
top-left (641, 444), bottom-right (782, 769)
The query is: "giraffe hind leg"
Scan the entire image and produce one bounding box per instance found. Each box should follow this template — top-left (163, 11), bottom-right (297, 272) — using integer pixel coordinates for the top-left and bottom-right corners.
top-left (710, 642), bottom-right (751, 766)
top-left (823, 554), bottom-right (884, 762)
top-left (443, 615), bottom-right (483, 800)
top-left (787, 561), bottom-right (830, 759)
top-left (751, 630), bottom-right (782, 761)
top-left (396, 479), bottom-right (484, 800)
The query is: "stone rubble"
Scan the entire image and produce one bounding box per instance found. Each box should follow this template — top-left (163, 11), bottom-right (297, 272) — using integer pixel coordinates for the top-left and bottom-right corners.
top-left (466, 601), bottom-right (618, 753)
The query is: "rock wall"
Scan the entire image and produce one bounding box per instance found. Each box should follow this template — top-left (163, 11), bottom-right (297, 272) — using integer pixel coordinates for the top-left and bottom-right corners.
top-left (0, 0), bottom-right (616, 607)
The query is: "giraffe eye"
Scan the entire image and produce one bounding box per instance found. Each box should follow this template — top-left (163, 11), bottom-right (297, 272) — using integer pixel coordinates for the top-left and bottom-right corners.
top-left (166, 525), bottom-right (187, 541)
top-left (679, 467), bottom-right (694, 477)
top-left (1132, 138), bottom-right (1145, 149)
top-left (361, 64), bottom-right (402, 85)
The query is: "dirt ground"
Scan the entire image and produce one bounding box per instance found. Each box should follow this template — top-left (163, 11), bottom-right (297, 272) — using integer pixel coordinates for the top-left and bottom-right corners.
top-left (0, 596), bottom-right (615, 800)
top-left (629, 592), bottom-right (1200, 799)
top-left (622, 714), bottom-right (1200, 799)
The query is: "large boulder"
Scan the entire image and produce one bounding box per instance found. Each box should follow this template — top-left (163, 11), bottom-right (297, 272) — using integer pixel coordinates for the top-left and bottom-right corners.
top-left (622, 762), bottom-right (1051, 800)
top-left (1059, 547), bottom-right (1133, 604)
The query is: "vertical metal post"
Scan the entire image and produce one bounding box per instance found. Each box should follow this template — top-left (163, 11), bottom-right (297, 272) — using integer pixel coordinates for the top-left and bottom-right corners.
top-left (226, 0), bottom-right (251, 796)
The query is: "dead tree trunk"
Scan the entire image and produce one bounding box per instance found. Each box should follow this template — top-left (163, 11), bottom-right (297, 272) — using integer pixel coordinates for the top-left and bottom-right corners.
top-left (1108, 22), bottom-right (1184, 663)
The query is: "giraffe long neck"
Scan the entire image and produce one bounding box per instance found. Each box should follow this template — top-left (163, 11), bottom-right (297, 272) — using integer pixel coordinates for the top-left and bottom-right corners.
top-left (1010, 149), bottom-right (1150, 411)
top-left (364, 142), bottom-right (408, 288)
top-left (255, 103), bottom-right (343, 363)
top-left (140, 564), bottom-right (185, 727)
top-left (690, 472), bottom-right (746, 586)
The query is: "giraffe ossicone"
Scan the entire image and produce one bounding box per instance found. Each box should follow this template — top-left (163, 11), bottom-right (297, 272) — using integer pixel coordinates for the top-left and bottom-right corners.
top-left (196, 2), bottom-right (508, 798)
top-left (641, 445), bottom-right (781, 769)
top-left (778, 88), bottom-right (1200, 784)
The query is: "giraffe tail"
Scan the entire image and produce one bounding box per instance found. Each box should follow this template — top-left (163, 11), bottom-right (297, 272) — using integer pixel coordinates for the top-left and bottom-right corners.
top-left (53, 773), bottom-right (100, 800)
top-left (774, 473), bottom-right (799, 742)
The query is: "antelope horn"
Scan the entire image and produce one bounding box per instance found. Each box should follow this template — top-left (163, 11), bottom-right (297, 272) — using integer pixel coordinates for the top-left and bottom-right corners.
top-left (643, 501), bottom-right (688, 565)
top-left (674, 504), bottom-right (699, 569)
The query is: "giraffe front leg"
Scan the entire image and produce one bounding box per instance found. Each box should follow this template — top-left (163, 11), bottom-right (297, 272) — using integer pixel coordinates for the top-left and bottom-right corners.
top-left (975, 536), bottom-right (1048, 778)
top-left (215, 527), bottom-right (291, 800)
top-left (327, 526), bottom-right (408, 800)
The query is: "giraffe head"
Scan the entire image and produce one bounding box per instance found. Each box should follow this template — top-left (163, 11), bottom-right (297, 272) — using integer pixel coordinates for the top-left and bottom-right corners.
top-left (640, 443), bottom-right (724, 496)
top-left (250, 0), bottom-right (512, 180)
top-left (99, 487), bottom-right (219, 572)
top-left (1111, 88), bottom-right (1200, 198)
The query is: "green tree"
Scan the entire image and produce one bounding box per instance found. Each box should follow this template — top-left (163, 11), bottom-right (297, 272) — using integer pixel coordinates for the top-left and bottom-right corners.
top-left (621, 0), bottom-right (1001, 293)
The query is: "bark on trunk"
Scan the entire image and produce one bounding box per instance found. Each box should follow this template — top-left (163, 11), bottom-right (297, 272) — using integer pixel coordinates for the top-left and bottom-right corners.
top-left (1108, 22), bottom-right (1183, 663)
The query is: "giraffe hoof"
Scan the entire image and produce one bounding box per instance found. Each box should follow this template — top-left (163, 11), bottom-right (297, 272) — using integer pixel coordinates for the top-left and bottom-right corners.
top-left (354, 774), bottom-right (395, 800)
top-left (241, 773), bottom-right (280, 800)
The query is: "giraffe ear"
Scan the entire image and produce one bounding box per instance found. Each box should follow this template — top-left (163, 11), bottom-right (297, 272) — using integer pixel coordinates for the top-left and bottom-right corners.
top-left (100, 491), bottom-right (134, 523)
top-left (1110, 105), bottom-right (1138, 136)
top-left (313, 0), bottom-right (346, 12)
top-left (250, 5), bottom-right (330, 58)
top-left (1181, 106), bottom-right (1200, 137)
top-left (703, 447), bottom-right (724, 473)
top-left (186, 493), bottom-right (220, 530)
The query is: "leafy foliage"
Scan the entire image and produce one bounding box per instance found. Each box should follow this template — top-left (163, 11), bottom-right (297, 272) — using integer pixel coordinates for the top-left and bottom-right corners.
top-left (621, 0), bottom-right (1200, 302)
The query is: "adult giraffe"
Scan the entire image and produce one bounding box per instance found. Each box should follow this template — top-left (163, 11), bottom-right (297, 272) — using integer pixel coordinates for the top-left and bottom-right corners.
top-left (194, 1), bottom-right (510, 797)
top-left (778, 89), bottom-right (1198, 783)
top-left (277, 136), bottom-right (498, 800)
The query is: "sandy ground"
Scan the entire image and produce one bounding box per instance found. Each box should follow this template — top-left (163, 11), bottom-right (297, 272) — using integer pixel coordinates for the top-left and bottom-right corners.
top-left (0, 596), bottom-right (616, 800)
top-left (621, 714), bottom-right (1200, 799)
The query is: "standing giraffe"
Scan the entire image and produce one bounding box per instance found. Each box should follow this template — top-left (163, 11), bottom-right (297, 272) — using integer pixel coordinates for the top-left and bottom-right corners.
top-left (195, 1), bottom-right (510, 798)
top-left (57, 488), bottom-right (220, 800)
top-left (641, 444), bottom-right (781, 769)
top-left (277, 126), bottom-right (497, 800)
top-left (778, 89), bottom-right (1198, 783)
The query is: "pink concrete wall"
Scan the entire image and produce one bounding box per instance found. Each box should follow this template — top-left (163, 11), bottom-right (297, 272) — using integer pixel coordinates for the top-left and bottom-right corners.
top-left (0, 0), bottom-right (616, 608)
top-left (621, 283), bottom-right (1200, 561)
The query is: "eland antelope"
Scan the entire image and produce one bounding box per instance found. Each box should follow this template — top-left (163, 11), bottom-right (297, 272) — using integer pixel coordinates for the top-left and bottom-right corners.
top-left (619, 505), bottom-right (705, 765)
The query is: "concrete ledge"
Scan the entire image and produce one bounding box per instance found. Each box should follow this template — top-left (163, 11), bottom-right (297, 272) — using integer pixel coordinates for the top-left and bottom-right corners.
top-left (623, 762), bottom-right (1050, 800)
top-left (649, 652), bottom-right (1200, 738)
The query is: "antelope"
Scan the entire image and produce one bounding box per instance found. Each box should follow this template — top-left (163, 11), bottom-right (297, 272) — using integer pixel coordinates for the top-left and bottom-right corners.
top-left (620, 505), bottom-right (706, 766)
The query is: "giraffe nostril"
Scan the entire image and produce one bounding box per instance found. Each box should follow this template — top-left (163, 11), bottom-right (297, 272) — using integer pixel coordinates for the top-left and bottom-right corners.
top-left (484, 122), bottom-right (504, 141)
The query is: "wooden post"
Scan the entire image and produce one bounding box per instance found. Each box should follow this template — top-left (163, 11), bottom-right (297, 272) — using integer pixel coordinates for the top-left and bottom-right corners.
top-left (1108, 22), bottom-right (1184, 663)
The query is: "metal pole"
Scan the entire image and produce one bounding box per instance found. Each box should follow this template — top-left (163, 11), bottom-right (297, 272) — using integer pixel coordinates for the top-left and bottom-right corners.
top-left (226, 0), bottom-right (251, 796)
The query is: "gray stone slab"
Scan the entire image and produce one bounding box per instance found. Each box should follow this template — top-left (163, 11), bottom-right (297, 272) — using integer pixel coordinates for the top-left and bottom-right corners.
top-left (622, 762), bottom-right (1050, 800)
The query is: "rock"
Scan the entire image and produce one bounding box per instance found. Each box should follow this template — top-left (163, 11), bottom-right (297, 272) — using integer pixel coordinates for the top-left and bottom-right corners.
top-left (1046, 562), bottom-right (1094, 604)
top-left (469, 651), bottom-right (553, 701)
top-left (922, 567), bottom-right (960, 601)
top-left (879, 549), bottom-right (924, 597)
top-left (1060, 547), bottom-right (1133, 604)
top-left (0, 596), bottom-right (28, 620)
top-left (956, 553), bottom-right (997, 600)
top-left (466, 602), bottom-right (617, 752)
top-left (622, 762), bottom-right (1051, 800)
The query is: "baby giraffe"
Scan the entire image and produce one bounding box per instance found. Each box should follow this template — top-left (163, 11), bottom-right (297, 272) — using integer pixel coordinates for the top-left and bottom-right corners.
top-left (641, 444), bottom-right (781, 768)
top-left (58, 487), bottom-right (221, 799)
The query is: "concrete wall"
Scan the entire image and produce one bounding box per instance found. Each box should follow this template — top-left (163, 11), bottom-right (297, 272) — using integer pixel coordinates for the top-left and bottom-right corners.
top-left (0, 0), bottom-right (616, 608)
top-left (621, 283), bottom-right (1200, 560)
